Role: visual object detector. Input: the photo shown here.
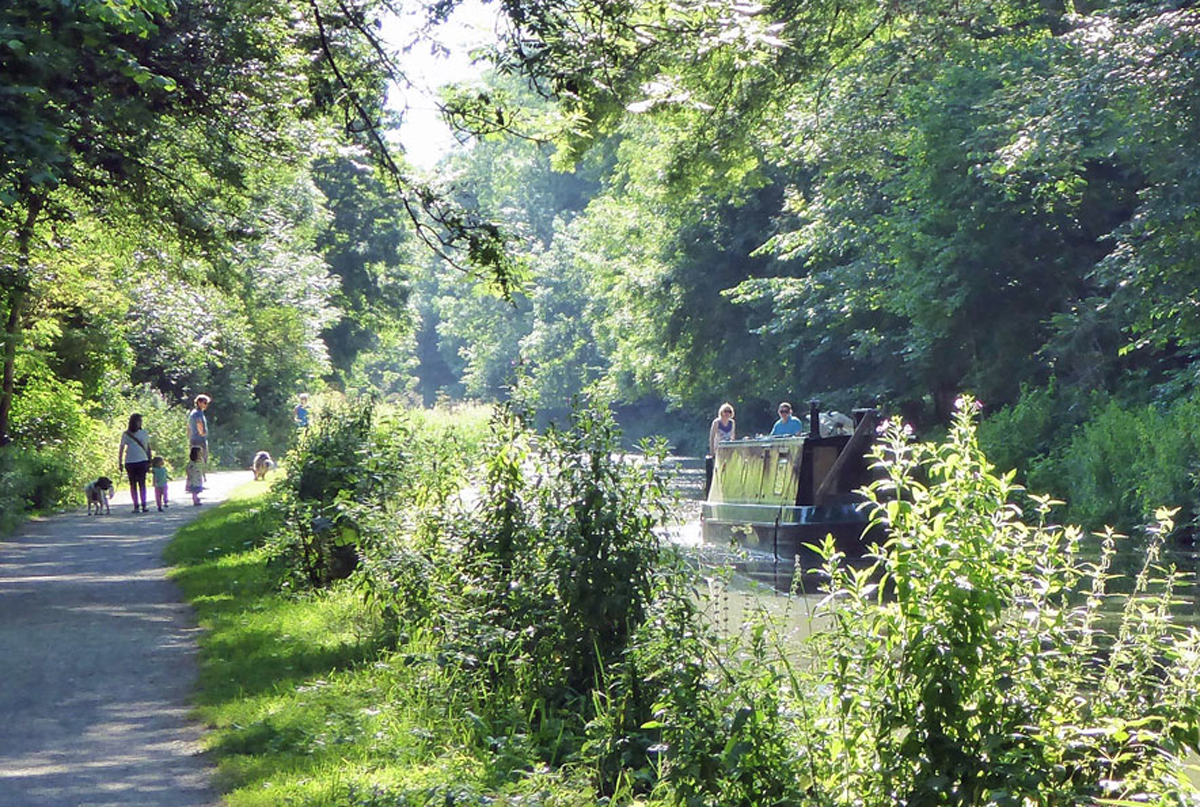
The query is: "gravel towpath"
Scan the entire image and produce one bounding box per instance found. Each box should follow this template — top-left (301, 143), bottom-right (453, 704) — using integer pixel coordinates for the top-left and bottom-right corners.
top-left (0, 471), bottom-right (250, 807)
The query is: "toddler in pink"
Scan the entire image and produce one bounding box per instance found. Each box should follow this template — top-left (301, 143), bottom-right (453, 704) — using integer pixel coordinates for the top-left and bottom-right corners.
top-left (185, 445), bottom-right (205, 505)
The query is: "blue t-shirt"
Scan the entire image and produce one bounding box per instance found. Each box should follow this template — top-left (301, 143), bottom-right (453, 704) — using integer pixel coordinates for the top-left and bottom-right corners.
top-left (770, 417), bottom-right (804, 437)
top-left (294, 404), bottom-right (309, 428)
top-left (188, 408), bottom-right (208, 444)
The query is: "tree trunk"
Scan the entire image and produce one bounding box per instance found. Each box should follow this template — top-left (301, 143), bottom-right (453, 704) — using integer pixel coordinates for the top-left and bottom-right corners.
top-left (1040, 0), bottom-right (1069, 35)
top-left (0, 195), bottom-right (43, 446)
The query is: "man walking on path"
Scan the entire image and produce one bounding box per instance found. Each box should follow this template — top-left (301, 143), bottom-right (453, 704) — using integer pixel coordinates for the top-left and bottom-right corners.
top-left (0, 471), bottom-right (245, 807)
top-left (188, 394), bottom-right (210, 472)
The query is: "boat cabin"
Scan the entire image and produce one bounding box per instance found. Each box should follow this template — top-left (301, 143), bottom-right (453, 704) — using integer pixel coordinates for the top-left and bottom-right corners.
top-left (701, 404), bottom-right (879, 557)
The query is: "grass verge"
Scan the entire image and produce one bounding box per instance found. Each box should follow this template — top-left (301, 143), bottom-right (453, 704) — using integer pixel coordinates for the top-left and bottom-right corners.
top-left (166, 483), bottom-right (595, 807)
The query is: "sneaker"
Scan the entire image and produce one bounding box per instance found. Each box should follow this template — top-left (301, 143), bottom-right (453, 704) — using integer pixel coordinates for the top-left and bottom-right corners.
top-left (157, 506), bottom-right (163, 512)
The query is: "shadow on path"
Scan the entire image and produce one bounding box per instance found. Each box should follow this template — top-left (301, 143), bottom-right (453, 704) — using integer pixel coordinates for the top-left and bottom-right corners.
top-left (0, 472), bottom-right (251, 807)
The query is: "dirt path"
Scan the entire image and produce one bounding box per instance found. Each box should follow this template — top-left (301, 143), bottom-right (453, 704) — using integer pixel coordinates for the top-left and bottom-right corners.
top-left (0, 471), bottom-right (250, 807)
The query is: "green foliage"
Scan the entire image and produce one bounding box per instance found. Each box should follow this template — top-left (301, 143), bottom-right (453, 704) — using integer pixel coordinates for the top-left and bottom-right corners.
top-left (976, 382), bottom-right (1066, 477)
top-left (269, 397), bottom-right (409, 589)
top-left (122, 166), bottom-right (339, 464)
top-left (628, 596), bottom-right (810, 805)
top-left (171, 395), bottom-right (1200, 806)
top-left (0, 443), bottom-right (70, 523)
top-left (456, 403), bottom-right (671, 704)
top-left (356, 398), bottom-right (674, 732)
top-left (312, 153), bottom-right (414, 380)
top-left (406, 402), bottom-right (494, 455)
top-left (979, 385), bottom-right (1200, 533)
top-left (625, 398), bottom-right (1200, 805)
top-left (415, 0), bottom-right (1200, 447)
top-left (1032, 397), bottom-right (1200, 533)
top-left (0, 369), bottom-right (187, 518)
top-left (816, 399), bottom-right (1200, 804)
top-left (0, 0), bottom-right (409, 515)
top-left (267, 397), bottom-right (492, 592)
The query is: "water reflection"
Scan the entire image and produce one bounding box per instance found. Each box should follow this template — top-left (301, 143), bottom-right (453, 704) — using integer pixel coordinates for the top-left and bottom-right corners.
top-left (662, 455), bottom-right (814, 595)
top-left (661, 454), bottom-right (1200, 622)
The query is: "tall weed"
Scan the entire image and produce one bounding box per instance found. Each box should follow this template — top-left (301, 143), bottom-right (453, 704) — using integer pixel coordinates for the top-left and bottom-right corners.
top-left (269, 398), bottom-right (410, 588)
top-left (441, 402), bottom-right (672, 711)
top-left (350, 397), bottom-right (678, 777)
top-left (981, 386), bottom-right (1200, 533)
top-left (268, 396), bottom-right (486, 594)
top-left (630, 398), bottom-right (1200, 805)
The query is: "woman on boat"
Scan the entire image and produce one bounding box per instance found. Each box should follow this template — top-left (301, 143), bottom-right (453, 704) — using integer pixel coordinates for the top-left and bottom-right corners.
top-left (705, 403), bottom-right (736, 496)
top-left (709, 403), bottom-right (736, 457)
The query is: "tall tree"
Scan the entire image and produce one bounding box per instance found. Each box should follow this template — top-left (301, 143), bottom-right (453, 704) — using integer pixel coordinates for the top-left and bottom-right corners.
top-left (471, 0), bottom-right (1200, 421)
top-left (312, 153), bottom-right (412, 379)
top-left (0, 0), bottom-right (316, 443)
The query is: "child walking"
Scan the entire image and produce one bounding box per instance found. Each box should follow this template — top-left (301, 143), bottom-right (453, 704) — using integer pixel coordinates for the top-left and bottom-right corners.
top-left (185, 445), bottom-right (205, 506)
top-left (151, 456), bottom-right (170, 511)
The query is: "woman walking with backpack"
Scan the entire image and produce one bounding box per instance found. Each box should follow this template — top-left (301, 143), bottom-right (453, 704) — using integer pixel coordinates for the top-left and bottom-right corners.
top-left (117, 413), bottom-right (153, 514)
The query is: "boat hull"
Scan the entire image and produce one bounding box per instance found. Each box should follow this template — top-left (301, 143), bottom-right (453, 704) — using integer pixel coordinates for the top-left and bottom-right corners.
top-left (700, 502), bottom-right (876, 562)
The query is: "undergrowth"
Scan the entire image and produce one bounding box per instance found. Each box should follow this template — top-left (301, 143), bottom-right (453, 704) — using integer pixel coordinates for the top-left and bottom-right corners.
top-left (168, 397), bottom-right (1200, 806)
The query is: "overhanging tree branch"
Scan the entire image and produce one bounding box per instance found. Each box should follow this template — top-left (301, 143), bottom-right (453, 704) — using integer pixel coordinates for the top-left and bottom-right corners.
top-left (309, 0), bottom-right (523, 297)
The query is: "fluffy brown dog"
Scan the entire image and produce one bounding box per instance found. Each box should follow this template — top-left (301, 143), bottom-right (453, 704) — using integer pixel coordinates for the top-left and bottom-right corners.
top-left (252, 451), bottom-right (275, 481)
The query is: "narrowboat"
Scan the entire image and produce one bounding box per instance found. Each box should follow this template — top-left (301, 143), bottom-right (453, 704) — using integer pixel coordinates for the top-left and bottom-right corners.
top-left (700, 404), bottom-right (879, 560)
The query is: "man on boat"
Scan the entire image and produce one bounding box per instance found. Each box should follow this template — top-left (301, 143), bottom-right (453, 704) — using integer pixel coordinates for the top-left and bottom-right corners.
top-left (770, 401), bottom-right (804, 437)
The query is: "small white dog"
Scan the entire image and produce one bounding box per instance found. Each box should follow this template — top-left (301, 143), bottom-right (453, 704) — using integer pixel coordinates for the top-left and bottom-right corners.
top-left (85, 477), bottom-right (114, 515)
top-left (252, 451), bottom-right (276, 481)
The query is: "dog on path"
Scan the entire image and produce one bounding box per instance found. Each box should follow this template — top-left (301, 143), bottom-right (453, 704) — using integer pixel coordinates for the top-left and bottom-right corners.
top-left (252, 451), bottom-right (276, 481)
top-left (85, 477), bottom-right (114, 515)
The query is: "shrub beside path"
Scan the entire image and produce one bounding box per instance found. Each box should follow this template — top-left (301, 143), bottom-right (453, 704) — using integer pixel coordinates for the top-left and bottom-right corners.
top-left (0, 471), bottom-right (249, 807)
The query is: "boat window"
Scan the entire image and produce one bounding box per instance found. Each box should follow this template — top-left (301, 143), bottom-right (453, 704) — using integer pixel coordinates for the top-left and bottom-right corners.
top-left (773, 456), bottom-right (789, 496)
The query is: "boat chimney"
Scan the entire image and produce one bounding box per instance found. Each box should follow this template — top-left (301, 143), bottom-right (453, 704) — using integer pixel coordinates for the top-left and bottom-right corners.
top-left (808, 400), bottom-right (821, 438)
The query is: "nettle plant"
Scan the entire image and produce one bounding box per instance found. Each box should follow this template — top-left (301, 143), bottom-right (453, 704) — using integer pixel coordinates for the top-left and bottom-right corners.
top-left (633, 398), bottom-right (1200, 806)
top-left (269, 398), bottom-right (413, 589)
top-left (802, 397), bottom-right (1200, 806)
top-left (430, 401), bottom-right (674, 726)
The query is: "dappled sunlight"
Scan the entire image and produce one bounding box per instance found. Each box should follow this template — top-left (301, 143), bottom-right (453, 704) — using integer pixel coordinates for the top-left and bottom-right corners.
top-left (0, 696), bottom-right (212, 805)
top-left (0, 473), bottom-right (254, 806)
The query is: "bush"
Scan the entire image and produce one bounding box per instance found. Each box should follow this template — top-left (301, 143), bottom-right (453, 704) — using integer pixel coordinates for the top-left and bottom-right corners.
top-left (981, 384), bottom-right (1200, 534)
top-left (0, 375), bottom-right (189, 527)
top-left (268, 397), bottom-right (412, 588)
top-left (426, 402), bottom-right (671, 711)
top-left (1032, 397), bottom-right (1200, 533)
top-left (174, 394), bottom-right (1200, 805)
top-left (976, 381), bottom-right (1066, 475)
top-left (633, 397), bottom-right (1200, 805)
top-left (0, 445), bottom-right (64, 531)
top-left (351, 396), bottom-right (676, 770)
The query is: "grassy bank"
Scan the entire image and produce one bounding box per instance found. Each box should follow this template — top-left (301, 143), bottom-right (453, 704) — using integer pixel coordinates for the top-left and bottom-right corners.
top-left (166, 484), bottom-right (593, 806)
top-left (168, 398), bottom-right (1200, 806)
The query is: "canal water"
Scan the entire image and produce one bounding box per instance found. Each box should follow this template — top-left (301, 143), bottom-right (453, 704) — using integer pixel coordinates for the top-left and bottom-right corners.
top-left (659, 455), bottom-right (828, 647)
top-left (660, 454), bottom-right (1200, 624)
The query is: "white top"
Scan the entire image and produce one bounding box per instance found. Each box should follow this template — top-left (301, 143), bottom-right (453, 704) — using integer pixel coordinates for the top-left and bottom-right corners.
top-left (120, 429), bottom-right (152, 463)
top-left (709, 417), bottom-right (736, 457)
